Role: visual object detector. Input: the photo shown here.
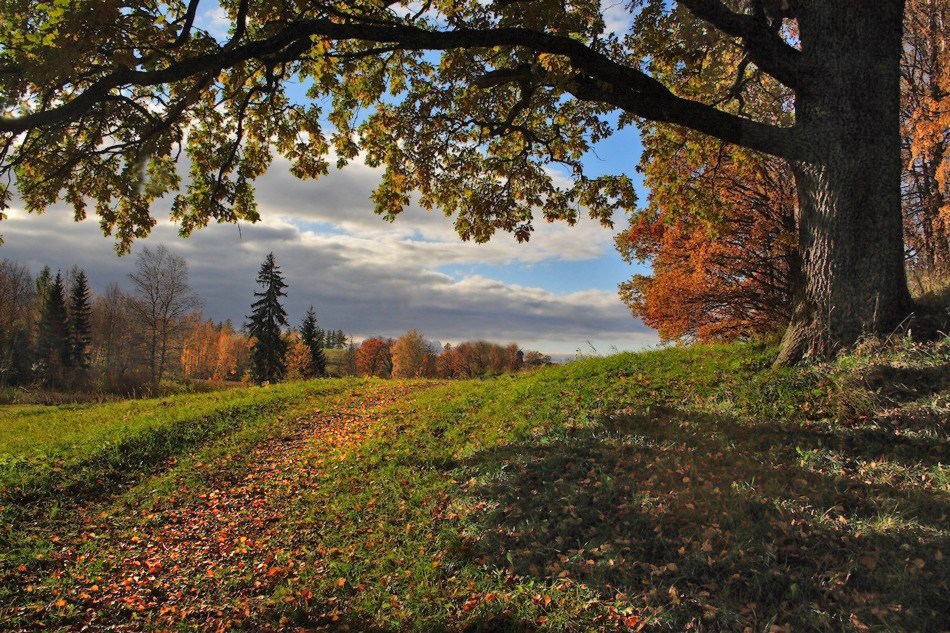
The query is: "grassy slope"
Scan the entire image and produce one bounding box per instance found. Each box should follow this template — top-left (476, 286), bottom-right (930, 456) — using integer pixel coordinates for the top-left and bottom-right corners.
top-left (0, 379), bottom-right (355, 502)
top-left (0, 341), bottom-right (947, 631)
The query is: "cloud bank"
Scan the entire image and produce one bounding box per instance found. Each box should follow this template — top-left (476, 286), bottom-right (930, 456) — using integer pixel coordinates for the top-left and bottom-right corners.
top-left (0, 156), bottom-right (657, 355)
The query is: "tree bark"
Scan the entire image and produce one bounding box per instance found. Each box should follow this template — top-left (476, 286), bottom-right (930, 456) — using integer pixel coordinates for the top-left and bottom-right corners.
top-left (776, 0), bottom-right (913, 365)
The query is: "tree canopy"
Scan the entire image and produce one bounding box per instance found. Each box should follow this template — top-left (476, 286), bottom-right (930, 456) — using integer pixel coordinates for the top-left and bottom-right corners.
top-left (0, 0), bottom-right (935, 361)
top-left (617, 0), bottom-right (947, 344)
top-left (0, 0), bottom-right (813, 252)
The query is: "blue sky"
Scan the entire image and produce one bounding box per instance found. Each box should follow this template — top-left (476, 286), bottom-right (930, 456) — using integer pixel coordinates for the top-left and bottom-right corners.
top-left (0, 3), bottom-right (659, 357)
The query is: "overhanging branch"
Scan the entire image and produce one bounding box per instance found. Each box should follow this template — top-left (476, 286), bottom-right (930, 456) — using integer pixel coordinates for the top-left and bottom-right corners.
top-left (0, 17), bottom-right (802, 160)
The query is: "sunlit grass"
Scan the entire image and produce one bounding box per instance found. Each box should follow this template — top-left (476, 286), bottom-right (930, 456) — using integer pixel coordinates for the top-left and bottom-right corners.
top-left (0, 340), bottom-right (946, 631)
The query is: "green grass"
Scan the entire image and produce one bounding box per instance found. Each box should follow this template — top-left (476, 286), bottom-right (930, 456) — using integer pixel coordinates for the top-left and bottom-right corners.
top-left (324, 347), bottom-right (353, 376)
top-left (0, 379), bottom-right (354, 502)
top-left (0, 341), bottom-right (946, 631)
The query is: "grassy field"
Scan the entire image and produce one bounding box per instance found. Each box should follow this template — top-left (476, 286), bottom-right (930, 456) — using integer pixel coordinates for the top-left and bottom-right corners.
top-left (0, 340), bottom-right (947, 631)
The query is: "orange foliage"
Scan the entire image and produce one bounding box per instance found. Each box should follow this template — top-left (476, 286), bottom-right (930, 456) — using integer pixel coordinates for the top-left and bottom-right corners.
top-left (436, 341), bottom-right (522, 378)
top-left (391, 330), bottom-right (434, 378)
top-left (284, 336), bottom-right (313, 381)
top-left (902, 0), bottom-right (949, 273)
top-left (355, 337), bottom-right (392, 378)
top-left (619, 135), bottom-right (797, 342)
top-left (180, 317), bottom-right (251, 381)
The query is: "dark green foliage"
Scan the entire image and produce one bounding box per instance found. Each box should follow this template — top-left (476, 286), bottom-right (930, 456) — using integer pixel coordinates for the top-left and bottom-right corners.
top-left (0, 320), bottom-right (30, 386)
top-left (247, 253), bottom-right (288, 384)
top-left (300, 306), bottom-right (327, 377)
top-left (67, 270), bottom-right (92, 369)
top-left (36, 272), bottom-right (69, 385)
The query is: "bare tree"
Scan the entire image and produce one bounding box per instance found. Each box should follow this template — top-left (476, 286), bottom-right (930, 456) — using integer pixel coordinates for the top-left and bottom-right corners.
top-left (0, 259), bottom-right (35, 385)
top-left (91, 282), bottom-right (139, 387)
top-left (128, 246), bottom-right (202, 390)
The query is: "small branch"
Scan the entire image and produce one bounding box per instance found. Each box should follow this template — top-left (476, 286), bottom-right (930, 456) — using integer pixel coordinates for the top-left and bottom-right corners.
top-left (679, 0), bottom-right (802, 88)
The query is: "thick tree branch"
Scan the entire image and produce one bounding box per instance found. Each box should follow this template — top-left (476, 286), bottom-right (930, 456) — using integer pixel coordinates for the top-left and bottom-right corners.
top-left (570, 74), bottom-right (803, 159)
top-left (0, 18), bottom-right (801, 159)
top-left (679, 0), bottom-right (802, 88)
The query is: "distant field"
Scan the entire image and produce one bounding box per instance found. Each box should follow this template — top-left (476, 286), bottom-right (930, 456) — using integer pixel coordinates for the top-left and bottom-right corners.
top-left (0, 341), bottom-right (947, 631)
top-left (324, 347), bottom-right (352, 377)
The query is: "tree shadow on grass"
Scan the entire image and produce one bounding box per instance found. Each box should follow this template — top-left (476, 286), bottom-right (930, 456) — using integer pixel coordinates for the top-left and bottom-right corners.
top-left (452, 408), bottom-right (949, 631)
top-left (857, 363), bottom-right (950, 403)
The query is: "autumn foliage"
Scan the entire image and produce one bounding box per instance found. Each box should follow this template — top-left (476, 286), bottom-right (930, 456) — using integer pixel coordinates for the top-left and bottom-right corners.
top-left (436, 341), bottom-right (522, 379)
top-left (180, 318), bottom-right (250, 381)
top-left (618, 139), bottom-right (796, 342)
top-left (355, 337), bottom-right (393, 378)
top-left (356, 335), bottom-right (528, 380)
top-left (902, 0), bottom-right (949, 277)
top-left (391, 330), bottom-right (438, 379)
top-left (620, 1), bottom-right (949, 343)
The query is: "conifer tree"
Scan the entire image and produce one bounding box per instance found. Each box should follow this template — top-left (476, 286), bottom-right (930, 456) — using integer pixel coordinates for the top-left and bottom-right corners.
top-left (246, 253), bottom-right (288, 384)
top-left (36, 272), bottom-right (68, 384)
top-left (67, 270), bottom-right (92, 368)
top-left (299, 306), bottom-right (327, 378)
top-left (35, 265), bottom-right (51, 298)
top-left (343, 335), bottom-right (358, 376)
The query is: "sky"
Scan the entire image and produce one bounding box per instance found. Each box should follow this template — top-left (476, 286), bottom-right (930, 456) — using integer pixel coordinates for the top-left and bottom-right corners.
top-left (0, 2), bottom-right (659, 358)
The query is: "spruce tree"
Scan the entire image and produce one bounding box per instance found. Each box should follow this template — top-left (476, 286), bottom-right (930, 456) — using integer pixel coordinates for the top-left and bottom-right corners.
top-left (300, 306), bottom-right (327, 377)
top-left (36, 272), bottom-right (69, 384)
top-left (343, 335), bottom-right (358, 376)
top-left (246, 253), bottom-right (288, 384)
top-left (67, 270), bottom-right (92, 368)
top-left (35, 265), bottom-right (51, 298)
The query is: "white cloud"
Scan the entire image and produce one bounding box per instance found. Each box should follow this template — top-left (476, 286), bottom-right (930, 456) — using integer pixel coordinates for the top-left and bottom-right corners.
top-left (251, 154), bottom-right (619, 265)
top-left (195, 5), bottom-right (231, 41)
top-left (601, 0), bottom-right (634, 37)
top-left (0, 155), bottom-right (655, 354)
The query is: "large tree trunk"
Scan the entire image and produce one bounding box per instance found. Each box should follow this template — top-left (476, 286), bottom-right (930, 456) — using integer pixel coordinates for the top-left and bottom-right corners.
top-left (776, 0), bottom-right (913, 365)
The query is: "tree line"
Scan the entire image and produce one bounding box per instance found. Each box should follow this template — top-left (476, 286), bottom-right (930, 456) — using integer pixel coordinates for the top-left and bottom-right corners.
top-left (0, 248), bottom-right (352, 394)
top-left (1, 249), bottom-right (551, 395)
top-left (245, 253), bottom-right (550, 385)
top-left (353, 333), bottom-right (550, 380)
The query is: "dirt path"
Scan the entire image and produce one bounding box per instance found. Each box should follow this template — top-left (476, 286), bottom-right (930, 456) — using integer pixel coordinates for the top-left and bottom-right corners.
top-left (14, 382), bottom-right (429, 631)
